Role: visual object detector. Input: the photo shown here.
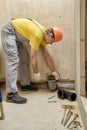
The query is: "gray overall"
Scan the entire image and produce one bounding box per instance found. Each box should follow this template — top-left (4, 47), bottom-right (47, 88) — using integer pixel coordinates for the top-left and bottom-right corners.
top-left (1, 21), bottom-right (30, 94)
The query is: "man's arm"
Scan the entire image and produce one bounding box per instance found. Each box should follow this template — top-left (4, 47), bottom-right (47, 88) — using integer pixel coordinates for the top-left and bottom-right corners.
top-left (30, 47), bottom-right (55, 72)
top-left (41, 46), bottom-right (56, 72)
top-left (30, 47), bottom-right (59, 81)
top-left (41, 46), bottom-right (59, 80)
top-left (30, 47), bottom-right (41, 81)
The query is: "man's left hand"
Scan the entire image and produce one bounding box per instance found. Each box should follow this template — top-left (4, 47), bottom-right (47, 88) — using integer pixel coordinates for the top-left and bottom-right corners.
top-left (52, 71), bottom-right (59, 80)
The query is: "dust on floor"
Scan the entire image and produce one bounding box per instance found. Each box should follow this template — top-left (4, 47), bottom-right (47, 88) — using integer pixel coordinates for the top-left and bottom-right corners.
top-left (0, 86), bottom-right (84, 130)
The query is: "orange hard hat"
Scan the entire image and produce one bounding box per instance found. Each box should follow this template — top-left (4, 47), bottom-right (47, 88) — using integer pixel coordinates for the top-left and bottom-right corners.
top-left (52, 27), bottom-right (63, 42)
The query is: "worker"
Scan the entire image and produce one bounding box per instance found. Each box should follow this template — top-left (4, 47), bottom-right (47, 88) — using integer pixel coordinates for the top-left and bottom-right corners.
top-left (1, 18), bottom-right (63, 104)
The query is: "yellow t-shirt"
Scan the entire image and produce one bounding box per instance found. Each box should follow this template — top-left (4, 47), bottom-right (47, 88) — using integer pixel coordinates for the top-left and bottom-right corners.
top-left (12, 18), bottom-right (47, 50)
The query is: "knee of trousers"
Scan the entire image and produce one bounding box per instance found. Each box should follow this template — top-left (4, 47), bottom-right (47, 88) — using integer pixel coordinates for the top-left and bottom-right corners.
top-left (19, 60), bottom-right (29, 65)
top-left (19, 56), bottom-right (29, 65)
top-left (9, 58), bottom-right (19, 68)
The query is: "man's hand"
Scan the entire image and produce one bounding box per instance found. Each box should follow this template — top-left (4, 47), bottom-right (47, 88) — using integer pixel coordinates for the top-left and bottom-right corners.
top-left (52, 71), bottom-right (59, 80)
top-left (34, 72), bottom-right (41, 81)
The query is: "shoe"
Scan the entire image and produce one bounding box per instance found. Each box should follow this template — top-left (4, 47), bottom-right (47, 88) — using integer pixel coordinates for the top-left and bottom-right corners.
top-left (6, 92), bottom-right (27, 104)
top-left (21, 85), bottom-right (39, 91)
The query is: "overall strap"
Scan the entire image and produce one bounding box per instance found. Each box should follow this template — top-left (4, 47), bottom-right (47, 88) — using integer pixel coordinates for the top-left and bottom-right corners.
top-left (26, 18), bottom-right (44, 33)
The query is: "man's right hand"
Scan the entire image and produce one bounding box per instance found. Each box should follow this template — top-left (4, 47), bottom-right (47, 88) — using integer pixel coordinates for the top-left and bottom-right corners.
top-left (34, 72), bottom-right (41, 81)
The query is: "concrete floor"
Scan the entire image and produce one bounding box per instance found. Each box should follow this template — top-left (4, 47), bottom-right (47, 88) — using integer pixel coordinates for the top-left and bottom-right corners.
top-left (0, 84), bottom-right (84, 130)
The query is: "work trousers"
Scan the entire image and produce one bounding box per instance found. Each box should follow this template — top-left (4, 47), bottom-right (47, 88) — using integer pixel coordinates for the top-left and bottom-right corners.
top-left (1, 21), bottom-right (30, 94)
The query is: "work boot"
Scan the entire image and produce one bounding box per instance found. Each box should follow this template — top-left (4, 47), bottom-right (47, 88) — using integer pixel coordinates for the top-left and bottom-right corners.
top-left (6, 92), bottom-right (27, 104)
top-left (21, 85), bottom-right (39, 91)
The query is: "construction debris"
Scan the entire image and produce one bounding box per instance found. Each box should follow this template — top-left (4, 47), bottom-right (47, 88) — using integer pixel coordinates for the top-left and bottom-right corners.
top-left (61, 104), bottom-right (82, 130)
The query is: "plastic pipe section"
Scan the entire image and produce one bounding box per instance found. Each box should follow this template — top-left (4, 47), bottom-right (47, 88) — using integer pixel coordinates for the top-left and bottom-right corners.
top-left (57, 88), bottom-right (77, 101)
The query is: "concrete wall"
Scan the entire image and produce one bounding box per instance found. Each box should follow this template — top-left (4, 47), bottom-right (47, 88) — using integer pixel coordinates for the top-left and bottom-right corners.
top-left (85, 0), bottom-right (87, 61)
top-left (80, 1), bottom-right (87, 130)
top-left (0, 0), bottom-right (75, 82)
top-left (75, 0), bottom-right (87, 130)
